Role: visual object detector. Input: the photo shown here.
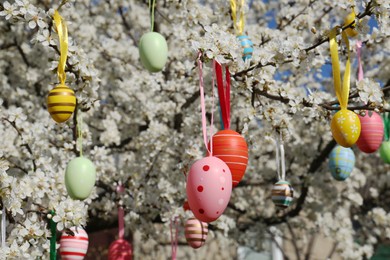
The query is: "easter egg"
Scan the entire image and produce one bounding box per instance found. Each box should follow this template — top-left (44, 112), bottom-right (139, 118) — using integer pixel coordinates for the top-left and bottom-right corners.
top-left (184, 217), bottom-right (208, 249)
top-left (108, 239), bottom-right (132, 260)
top-left (380, 141), bottom-right (390, 164)
top-left (186, 156), bottom-right (232, 223)
top-left (344, 12), bottom-right (358, 37)
top-left (328, 145), bottom-right (355, 181)
top-left (331, 109), bottom-right (361, 147)
top-left (356, 111), bottom-right (384, 153)
top-left (60, 227), bottom-right (89, 260)
top-left (47, 84), bottom-right (76, 123)
top-left (271, 180), bottom-right (293, 208)
top-left (237, 35), bottom-right (253, 61)
top-left (211, 129), bottom-right (248, 187)
top-left (65, 157), bottom-right (96, 200)
top-left (138, 32), bottom-right (168, 72)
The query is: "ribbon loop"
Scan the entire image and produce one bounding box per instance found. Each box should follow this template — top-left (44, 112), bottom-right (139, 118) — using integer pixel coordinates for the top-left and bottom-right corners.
top-left (197, 53), bottom-right (215, 155)
top-left (170, 217), bottom-right (179, 260)
top-left (329, 27), bottom-right (351, 110)
top-left (230, 0), bottom-right (246, 35)
top-left (116, 184), bottom-right (125, 239)
top-left (356, 41), bottom-right (364, 81)
top-left (49, 210), bottom-right (57, 260)
top-left (215, 61), bottom-right (231, 130)
top-left (53, 10), bottom-right (68, 85)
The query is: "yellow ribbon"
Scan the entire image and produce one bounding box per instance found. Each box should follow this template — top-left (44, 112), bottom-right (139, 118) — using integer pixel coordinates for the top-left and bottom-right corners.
top-left (53, 10), bottom-right (68, 85)
top-left (329, 27), bottom-right (351, 110)
top-left (230, 0), bottom-right (245, 35)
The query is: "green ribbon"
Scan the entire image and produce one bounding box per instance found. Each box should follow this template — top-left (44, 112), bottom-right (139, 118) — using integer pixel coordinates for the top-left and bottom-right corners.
top-left (149, 0), bottom-right (156, 32)
top-left (49, 210), bottom-right (57, 260)
top-left (383, 113), bottom-right (390, 141)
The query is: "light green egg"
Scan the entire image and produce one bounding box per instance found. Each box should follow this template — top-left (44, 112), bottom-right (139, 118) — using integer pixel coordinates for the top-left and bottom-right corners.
top-left (380, 141), bottom-right (390, 164)
top-left (65, 157), bottom-right (96, 200)
top-left (139, 32), bottom-right (168, 73)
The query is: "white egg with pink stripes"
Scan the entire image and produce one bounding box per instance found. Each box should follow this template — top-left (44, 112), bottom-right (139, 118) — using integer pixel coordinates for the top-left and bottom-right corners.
top-left (60, 226), bottom-right (89, 259)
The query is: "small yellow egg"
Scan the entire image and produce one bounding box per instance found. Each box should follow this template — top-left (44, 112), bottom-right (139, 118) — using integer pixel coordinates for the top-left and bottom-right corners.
top-left (47, 84), bottom-right (76, 123)
top-left (331, 109), bottom-right (361, 147)
top-left (344, 12), bottom-right (358, 37)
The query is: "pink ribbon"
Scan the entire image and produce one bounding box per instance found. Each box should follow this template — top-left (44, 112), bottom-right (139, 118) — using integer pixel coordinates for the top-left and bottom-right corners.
top-left (170, 217), bottom-right (179, 260)
top-left (197, 53), bottom-right (215, 156)
top-left (116, 185), bottom-right (125, 239)
top-left (356, 41), bottom-right (364, 81)
top-left (214, 60), bottom-right (231, 129)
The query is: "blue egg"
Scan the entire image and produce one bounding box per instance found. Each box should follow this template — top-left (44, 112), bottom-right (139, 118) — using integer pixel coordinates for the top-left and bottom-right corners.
top-left (237, 35), bottom-right (253, 61)
top-left (328, 145), bottom-right (355, 181)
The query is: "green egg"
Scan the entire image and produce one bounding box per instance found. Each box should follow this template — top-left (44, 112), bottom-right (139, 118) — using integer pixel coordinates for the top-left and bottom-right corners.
top-left (380, 141), bottom-right (390, 164)
top-left (65, 157), bottom-right (96, 200)
top-left (139, 32), bottom-right (168, 72)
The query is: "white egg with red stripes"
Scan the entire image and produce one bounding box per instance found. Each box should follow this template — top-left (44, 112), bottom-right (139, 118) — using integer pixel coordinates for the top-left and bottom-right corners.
top-left (60, 226), bottom-right (89, 260)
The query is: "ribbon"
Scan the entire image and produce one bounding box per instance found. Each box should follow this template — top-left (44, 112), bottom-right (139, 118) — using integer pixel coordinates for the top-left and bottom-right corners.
top-left (53, 10), bottom-right (68, 85)
top-left (1, 207), bottom-right (5, 248)
top-left (49, 210), bottom-right (57, 260)
top-left (116, 185), bottom-right (125, 239)
top-left (77, 113), bottom-right (83, 157)
top-left (274, 133), bottom-right (286, 180)
top-left (230, 0), bottom-right (246, 35)
top-left (170, 217), bottom-right (179, 260)
top-left (197, 53), bottom-right (215, 156)
top-left (356, 41), bottom-right (364, 81)
top-left (329, 27), bottom-right (351, 110)
top-left (149, 0), bottom-right (156, 32)
top-left (214, 61), bottom-right (231, 130)
top-left (384, 113), bottom-right (390, 141)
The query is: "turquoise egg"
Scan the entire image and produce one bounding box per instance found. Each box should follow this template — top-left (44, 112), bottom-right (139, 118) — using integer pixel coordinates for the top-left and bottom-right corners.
top-left (139, 32), bottom-right (168, 72)
top-left (237, 35), bottom-right (253, 61)
top-left (328, 145), bottom-right (355, 181)
top-left (65, 157), bottom-right (96, 200)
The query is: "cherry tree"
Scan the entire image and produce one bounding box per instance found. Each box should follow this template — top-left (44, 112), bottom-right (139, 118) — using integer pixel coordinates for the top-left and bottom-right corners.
top-left (0, 0), bottom-right (389, 259)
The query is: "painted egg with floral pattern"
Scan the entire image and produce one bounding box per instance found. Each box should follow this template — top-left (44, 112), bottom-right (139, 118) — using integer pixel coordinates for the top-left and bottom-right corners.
top-left (60, 227), bottom-right (89, 260)
top-left (186, 156), bottom-right (232, 223)
top-left (184, 217), bottom-right (208, 249)
top-left (331, 109), bottom-right (361, 147)
top-left (329, 145), bottom-right (355, 181)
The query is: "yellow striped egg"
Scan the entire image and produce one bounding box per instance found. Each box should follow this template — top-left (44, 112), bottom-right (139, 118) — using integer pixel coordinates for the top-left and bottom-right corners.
top-left (47, 84), bottom-right (76, 123)
top-left (331, 109), bottom-right (361, 148)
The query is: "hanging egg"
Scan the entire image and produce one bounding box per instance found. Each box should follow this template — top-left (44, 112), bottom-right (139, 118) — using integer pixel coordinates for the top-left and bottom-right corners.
top-left (237, 35), bottom-right (253, 61)
top-left (186, 156), bottom-right (232, 223)
top-left (328, 145), bottom-right (355, 181)
top-left (331, 109), bottom-right (361, 147)
top-left (184, 217), bottom-right (208, 249)
top-left (343, 12), bottom-right (358, 37)
top-left (60, 227), bottom-right (89, 260)
top-left (108, 239), bottom-right (132, 260)
top-left (380, 141), bottom-right (390, 164)
top-left (65, 157), bottom-right (96, 200)
top-left (356, 111), bottom-right (384, 153)
top-left (271, 180), bottom-right (293, 208)
top-left (47, 84), bottom-right (76, 123)
top-left (211, 129), bottom-right (248, 187)
top-left (139, 32), bottom-right (168, 72)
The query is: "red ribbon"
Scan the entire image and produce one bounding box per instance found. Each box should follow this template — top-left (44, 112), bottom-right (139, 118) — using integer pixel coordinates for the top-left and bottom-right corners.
top-left (117, 185), bottom-right (125, 239)
top-left (170, 217), bottom-right (179, 260)
top-left (214, 60), bottom-right (231, 130)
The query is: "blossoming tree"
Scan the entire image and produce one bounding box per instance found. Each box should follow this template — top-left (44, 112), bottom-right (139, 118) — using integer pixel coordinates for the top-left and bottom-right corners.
top-left (0, 0), bottom-right (389, 258)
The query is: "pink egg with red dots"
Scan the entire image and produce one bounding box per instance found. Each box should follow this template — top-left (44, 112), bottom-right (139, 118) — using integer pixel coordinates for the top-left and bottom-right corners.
top-left (186, 156), bottom-right (232, 223)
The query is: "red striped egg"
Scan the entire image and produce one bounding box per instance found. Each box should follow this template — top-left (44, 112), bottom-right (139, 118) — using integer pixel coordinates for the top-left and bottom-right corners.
top-left (108, 239), bottom-right (132, 260)
top-left (184, 217), bottom-right (208, 249)
top-left (211, 130), bottom-right (248, 187)
top-left (60, 227), bottom-right (89, 260)
top-left (356, 111), bottom-right (384, 153)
